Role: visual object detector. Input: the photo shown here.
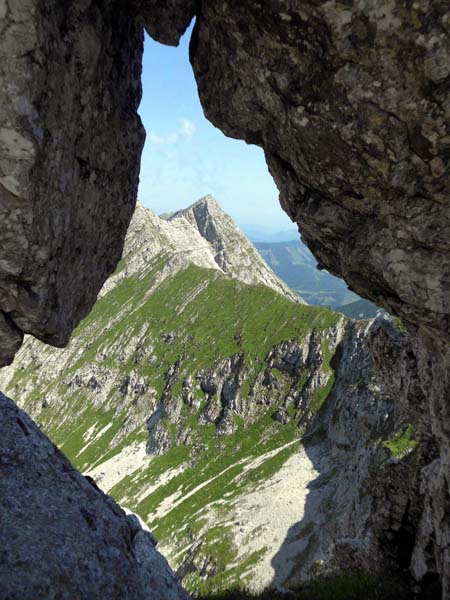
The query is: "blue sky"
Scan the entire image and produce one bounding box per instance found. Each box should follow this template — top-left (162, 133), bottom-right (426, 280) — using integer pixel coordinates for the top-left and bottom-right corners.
top-left (137, 28), bottom-right (296, 232)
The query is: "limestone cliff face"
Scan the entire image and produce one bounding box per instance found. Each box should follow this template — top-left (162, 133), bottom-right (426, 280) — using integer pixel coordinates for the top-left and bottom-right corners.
top-left (0, 1), bottom-right (145, 366)
top-left (0, 392), bottom-right (189, 600)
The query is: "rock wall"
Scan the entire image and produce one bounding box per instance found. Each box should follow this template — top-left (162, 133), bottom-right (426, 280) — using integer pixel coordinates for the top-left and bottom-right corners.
top-left (370, 328), bottom-right (450, 598)
top-left (0, 0), bottom-right (145, 366)
top-left (189, 0), bottom-right (450, 343)
top-left (0, 392), bottom-right (189, 599)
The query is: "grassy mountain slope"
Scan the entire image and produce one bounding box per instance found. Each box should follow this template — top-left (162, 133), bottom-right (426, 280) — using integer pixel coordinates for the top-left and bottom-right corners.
top-left (2, 264), bottom-right (341, 594)
top-left (0, 201), bottom-right (408, 596)
top-left (0, 203), bottom-right (344, 594)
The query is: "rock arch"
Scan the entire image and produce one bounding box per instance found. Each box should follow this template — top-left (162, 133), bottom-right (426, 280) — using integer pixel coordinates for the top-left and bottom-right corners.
top-left (0, 1), bottom-right (449, 597)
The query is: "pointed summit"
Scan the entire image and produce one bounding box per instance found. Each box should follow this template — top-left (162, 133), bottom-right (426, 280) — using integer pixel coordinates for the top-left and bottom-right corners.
top-left (190, 193), bottom-right (220, 210)
top-left (168, 196), bottom-right (303, 303)
top-left (167, 194), bottom-right (221, 223)
top-left (114, 198), bottom-right (303, 302)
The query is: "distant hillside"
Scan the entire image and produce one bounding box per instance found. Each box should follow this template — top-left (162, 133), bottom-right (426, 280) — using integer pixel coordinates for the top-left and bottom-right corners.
top-left (338, 298), bottom-right (380, 320)
top-left (255, 240), bottom-right (378, 318)
top-left (255, 240), bottom-right (356, 307)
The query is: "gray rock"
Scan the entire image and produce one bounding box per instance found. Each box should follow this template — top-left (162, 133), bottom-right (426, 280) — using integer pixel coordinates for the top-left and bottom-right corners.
top-left (129, 0), bottom-right (195, 46)
top-left (0, 392), bottom-right (189, 599)
top-left (190, 2), bottom-right (450, 343)
top-left (0, 1), bottom-right (145, 365)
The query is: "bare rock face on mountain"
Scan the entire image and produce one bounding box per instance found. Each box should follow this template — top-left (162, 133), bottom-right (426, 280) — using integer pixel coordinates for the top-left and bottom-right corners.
top-left (167, 195), bottom-right (302, 301)
top-left (0, 392), bottom-right (188, 600)
top-left (0, 1), bottom-right (144, 366)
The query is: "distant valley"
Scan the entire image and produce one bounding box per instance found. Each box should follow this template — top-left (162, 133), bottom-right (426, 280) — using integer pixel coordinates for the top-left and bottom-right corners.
top-left (254, 240), bottom-right (378, 319)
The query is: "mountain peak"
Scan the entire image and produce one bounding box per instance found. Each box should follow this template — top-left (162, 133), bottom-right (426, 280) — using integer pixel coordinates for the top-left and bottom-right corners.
top-left (191, 194), bottom-right (219, 209)
top-left (118, 198), bottom-right (304, 303)
top-left (168, 194), bottom-right (221, 221)
top-left (167, 196), bottom-right (303, 303)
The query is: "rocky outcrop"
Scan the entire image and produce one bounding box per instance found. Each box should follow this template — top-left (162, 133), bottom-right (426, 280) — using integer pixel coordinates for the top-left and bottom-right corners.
top-left (0, 392), bottom-right (188, 599)
top-left (319, 319), bottom-right (425, 576)
top-left (0, 1), bottom-right (145, 366)
top-left (189, 1), bottom-right (450, 343)
top-left (146, 321), bottom-right (343, 454)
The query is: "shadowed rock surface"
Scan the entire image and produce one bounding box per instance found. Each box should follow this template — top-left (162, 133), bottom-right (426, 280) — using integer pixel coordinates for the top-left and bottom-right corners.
top-left (0, 392), bottom-right (189, 599)
top-left (0, 0), bottom-right (145, 366)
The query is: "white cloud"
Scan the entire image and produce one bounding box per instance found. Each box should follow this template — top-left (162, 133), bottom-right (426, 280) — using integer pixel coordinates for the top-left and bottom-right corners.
top-left (181, 118), bottom-right (196, 139)
top-left (147, 118), bottom-right (195, 145)
top-left (147, 131), bottom-right (164, 144)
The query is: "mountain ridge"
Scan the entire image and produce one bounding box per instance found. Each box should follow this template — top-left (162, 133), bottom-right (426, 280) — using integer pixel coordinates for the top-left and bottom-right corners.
top-left (0, 197), bottom-right (416, 596)
top-left (103, 197), bottom-right (302, 305)
top-left (166, 195), bottom-right (302, 303)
